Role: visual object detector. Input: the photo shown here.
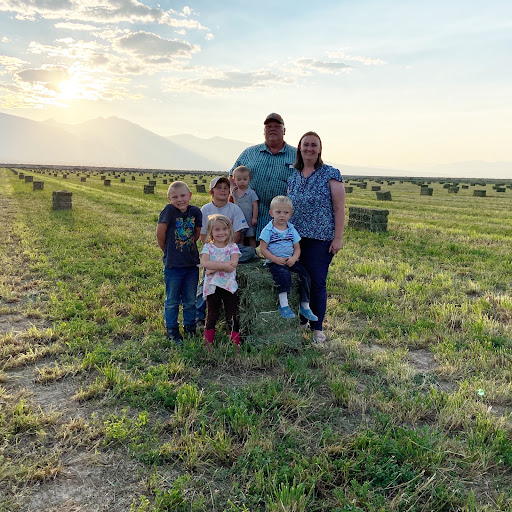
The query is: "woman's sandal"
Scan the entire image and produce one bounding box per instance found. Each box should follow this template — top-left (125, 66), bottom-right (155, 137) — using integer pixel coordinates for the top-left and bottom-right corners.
top-left (312, 330), bottom-right (327, 343)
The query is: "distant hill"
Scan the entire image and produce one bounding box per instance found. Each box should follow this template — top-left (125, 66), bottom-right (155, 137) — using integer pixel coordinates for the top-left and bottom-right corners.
top-left (166, 134), bottom-right (253, 171)
top-left (1, 112), bottom-right (510, 179)
top-left (0, 113), bottom-right (220, 170)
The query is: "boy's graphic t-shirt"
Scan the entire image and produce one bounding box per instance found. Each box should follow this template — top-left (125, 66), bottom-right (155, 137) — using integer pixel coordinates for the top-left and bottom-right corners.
top-left (201, 242), bottom-right (241, 297)
top-left (158, 204), bottom-right (202, 267)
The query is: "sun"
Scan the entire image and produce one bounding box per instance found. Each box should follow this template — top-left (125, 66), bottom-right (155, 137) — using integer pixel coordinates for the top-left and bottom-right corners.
top-left (58, 79), bottom-right (82, 100)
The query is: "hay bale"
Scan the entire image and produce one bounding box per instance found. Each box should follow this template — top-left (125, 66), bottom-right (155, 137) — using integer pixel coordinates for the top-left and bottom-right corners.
top-left (24, 175), bottom-right (33, 183)
top-left (196, 184), bottom-right (206, 193)
top-left (376, 190), bottom-right (392, 201)
top-left (448, 187), bottom-right (459, 194)
top-left (371, 185), bottom-right (381, 191)
top-left (132, 176), bottom-right (136, 180)
top-left (52, 190), bottom-right (72, 210)
top-left (149, 180), bottom-right (156, 186)
top-left (473, 190), bottom-right (486, 197)
top-left (120, 178), bottom-right (126, 183)
top-left (348, 207), bottom-right (388, 232)
top-left (420, 187), bottom-right (433, 196)
top-left (496, 187), bottom-right (506, 192)
top-left (144, 185), bottom-right (154, 194)
top-left (345, 186), bottom-right (353, 193)
top-left (237, 262), bottom-right (302, 347)
top-left (81, 177), bottom-right (87, 182)
top-left (33, 181), bottom-right (44, 190)
top-left (18, 173), bottom-right (25, 179)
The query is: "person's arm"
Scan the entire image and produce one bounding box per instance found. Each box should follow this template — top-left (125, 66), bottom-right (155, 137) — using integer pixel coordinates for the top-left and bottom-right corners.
top-left (229, 252), bottom-right (240, 269)
top-left (233, 230), bottom-right (241, 244)
top-left (194, 227), bottom-right (201, 242)
top-left (286, 242), bottom-right (300, 267)
top-left (329, 180), bottom-right (346, 254)
top-left (156, 223), bottom-right (167, 251)
top-left (201, 253), bottom-right (234, 272)
top-left (259, 240), bottom-right (287, 265)
top-left (251, 200), bottom-right (258, 227)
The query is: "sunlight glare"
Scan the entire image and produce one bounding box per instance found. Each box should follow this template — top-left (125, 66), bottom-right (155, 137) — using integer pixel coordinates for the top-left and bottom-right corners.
top-left (58, 79), bottom-right (82, 100)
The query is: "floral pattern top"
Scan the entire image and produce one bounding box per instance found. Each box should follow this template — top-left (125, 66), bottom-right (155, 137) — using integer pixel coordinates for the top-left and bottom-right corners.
top-left (201, 242), bottom-right (241, 297)
top-left (287, 164), bottom-right (343, 241)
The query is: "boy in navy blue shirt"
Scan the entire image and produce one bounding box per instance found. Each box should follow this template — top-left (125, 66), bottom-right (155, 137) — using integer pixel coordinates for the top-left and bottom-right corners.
top-left (157, 181), bottom-right (202, 344)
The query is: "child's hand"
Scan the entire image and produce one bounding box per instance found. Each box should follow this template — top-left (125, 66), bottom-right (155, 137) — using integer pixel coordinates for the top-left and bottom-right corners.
top-left (273, 257), bottom-right (288, 266)
top-left (285, 257), bottom-right (297, 267)
top-left (222, 262), bottom-right (235, 272)
top-left (251, 218), bottom-right (258, 226)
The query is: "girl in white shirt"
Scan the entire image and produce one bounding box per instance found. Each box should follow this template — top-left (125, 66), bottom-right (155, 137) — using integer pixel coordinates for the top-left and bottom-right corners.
top-left (201, 214), bottom-right (241, 350)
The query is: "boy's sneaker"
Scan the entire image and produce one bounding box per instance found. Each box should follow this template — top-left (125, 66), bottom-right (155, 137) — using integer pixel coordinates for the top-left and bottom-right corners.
top-left (278, 305), bottom-right (295, 319)
top-left (299, 306), bottom-right (318, 322)
top-left (184, 326), bottom-right (197, 337)
top-left (167, 328), bottom-right (183, 346)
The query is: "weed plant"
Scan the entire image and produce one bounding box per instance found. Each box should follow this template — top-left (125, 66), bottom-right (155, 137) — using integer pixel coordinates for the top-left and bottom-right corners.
top-left (1, 169), bottom-right (511, 511)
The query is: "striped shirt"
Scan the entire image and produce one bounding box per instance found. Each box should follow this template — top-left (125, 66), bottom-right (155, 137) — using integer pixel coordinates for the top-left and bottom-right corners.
top-left (230, 142), bottom-right (297, 239)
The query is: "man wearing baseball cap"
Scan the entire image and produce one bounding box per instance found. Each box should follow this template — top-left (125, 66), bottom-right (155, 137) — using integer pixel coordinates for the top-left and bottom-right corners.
top-left (229, 113), bottom-right (297, 240)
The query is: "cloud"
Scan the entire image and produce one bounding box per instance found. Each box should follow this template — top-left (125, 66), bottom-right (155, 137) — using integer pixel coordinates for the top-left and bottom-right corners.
top-left (0, 0), bottom-right (207, 30)
top-left (205, 33), bottom-right (214, 41)
top-left (163, 69), bottom-right (293, 94)
top-left (2, 36), bottom-right (10, 43)
top-left (328, 50), bottom-right (386, 66)
top-left (54, 22), bottom-right (99, 31)
top-left (16, 65), bottom-right (70, 92)
top-left (114, 31), bottom-right (199, 64)
top-left (24, 33), bottom-right (193, 77)
top-left (0, 55), bottom-right (26, 74)
top-left (296, 58), bottom-right (352, 74)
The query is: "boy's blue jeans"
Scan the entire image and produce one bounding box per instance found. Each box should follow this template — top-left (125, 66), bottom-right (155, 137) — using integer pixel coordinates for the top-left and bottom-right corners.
top-left (268, 260), bottom-right (311, 304)
top-left (164, 266), bottom-right (199, 332)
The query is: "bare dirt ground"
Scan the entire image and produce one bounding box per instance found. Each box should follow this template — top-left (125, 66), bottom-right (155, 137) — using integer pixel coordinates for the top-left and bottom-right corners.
top-left (0, 193), bottom-right (145, 512)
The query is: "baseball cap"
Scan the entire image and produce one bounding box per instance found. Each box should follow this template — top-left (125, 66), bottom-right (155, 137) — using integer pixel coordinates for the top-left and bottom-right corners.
top-left (264, 113), bottom-right (284, 125)
top-left (209, 176), bottom-right (231, 190)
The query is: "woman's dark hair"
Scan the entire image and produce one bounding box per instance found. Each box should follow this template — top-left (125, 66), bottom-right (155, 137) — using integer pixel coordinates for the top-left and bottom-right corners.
top-left (293, 131), bottom-right (323, 171)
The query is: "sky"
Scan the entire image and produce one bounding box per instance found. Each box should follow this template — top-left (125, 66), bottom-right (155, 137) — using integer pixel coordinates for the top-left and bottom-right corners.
top-left (0, 0), bottom-right (511, 171)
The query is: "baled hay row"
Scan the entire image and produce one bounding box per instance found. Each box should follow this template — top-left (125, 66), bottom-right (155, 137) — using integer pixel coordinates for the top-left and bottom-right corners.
top-left (237, 262), bottom-right (303, 347)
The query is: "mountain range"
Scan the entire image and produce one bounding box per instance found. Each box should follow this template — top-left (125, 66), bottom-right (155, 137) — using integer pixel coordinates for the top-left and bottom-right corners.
top-left (0, 112), bottom-right (510, 179)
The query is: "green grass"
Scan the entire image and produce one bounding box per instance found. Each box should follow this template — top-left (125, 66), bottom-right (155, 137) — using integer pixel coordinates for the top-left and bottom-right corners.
top-left (1, 168), bottom-right (512, 511)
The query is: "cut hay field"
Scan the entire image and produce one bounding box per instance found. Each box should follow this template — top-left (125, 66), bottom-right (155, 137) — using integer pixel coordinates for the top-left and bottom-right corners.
top-left (1, 167), bottom-right (511, 512)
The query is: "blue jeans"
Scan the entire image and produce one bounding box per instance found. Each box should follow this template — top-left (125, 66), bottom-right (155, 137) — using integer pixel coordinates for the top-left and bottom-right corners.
top-left (268, 261), bottom-right (311, 304)
top-left (298, 238), bottom-right (334, 331)
top-left (196, 244), bottom-right (255, 322)
top-left (164, 266), bottom-right (199, 332)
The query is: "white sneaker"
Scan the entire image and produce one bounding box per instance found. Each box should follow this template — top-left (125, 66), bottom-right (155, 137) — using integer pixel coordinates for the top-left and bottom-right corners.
top-left (312, 330), bottom-right (326, 343)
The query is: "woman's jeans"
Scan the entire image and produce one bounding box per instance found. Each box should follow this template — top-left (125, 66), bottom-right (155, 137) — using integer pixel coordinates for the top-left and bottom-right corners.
top-left (164, 266), bottom-right (199, 332)
top-left (298, 238), bottom-right (334, 331)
